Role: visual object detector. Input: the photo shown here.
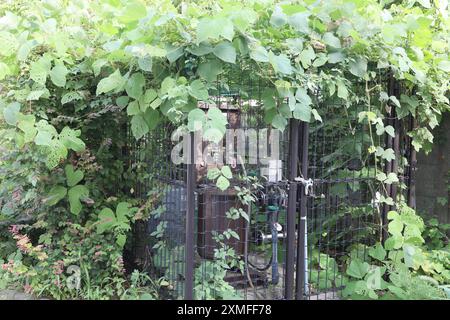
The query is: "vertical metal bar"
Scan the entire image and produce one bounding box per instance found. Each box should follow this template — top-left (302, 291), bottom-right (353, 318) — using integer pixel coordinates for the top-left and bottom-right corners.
top-left (296, 121), bottom-right (309, 300)
top-left (185, 132), bottom-right (195, 300)
top-left (408, 116), bottom-right (417, 209)
top-left (285, 119), bottom-right (299, 300)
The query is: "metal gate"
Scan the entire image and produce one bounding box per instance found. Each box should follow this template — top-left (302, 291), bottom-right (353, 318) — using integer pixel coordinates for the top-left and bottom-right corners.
top-left (127, 73), bottom-right (414, 300)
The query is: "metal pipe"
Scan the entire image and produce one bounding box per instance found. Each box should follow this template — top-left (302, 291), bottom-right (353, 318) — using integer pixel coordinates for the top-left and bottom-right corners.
top-left (285, 119), bottom-right (299, 300)
top-left (296, 121), bottom-right (309, 300)
top-left (185, 132), bottom-right (195, 299)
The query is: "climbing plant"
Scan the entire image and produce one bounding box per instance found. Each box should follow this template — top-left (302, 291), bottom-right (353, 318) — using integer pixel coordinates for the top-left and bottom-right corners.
top-left (0, 0), bottom-right (448, 299)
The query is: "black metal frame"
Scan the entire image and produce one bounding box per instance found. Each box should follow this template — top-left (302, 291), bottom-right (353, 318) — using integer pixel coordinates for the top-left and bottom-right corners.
top-left (128, 73), bottom-right (416, 300)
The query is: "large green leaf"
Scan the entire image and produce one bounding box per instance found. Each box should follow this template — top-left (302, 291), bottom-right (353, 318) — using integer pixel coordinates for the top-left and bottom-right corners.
top-left (348, 57), bottom-right (368, 78)
top-left (346, 260), bottom-right (370, 279)
top-left (49, 62), bottom-right (68, 87)
top-left (97, 208), bottom-right (116, 234)
top-left (213, 42), bottom-right (236, 64)
top-left (30, 56), bottom-right (51, 85)
top-left (65, 165), bottom-right (84, 187)
top-left (125, 72), bottom-right (145, 99)
top-left (293, 103), bottom-right (311, 122)
top-left (368, 243), bottom-right (386, 261)
top-left (188, 80), bottom-right (209, 100)
top-left (131, 114), bottom-right (149, 140)
top-left (46, 186), bottom-right (68, 206)
top-left (268, 51), bottom-right (293, 75)
top-left (17, 114), bottom-right (37, 143)
top-left (197, 17), bottom-right (234, 43)
top-left (68, 185), bottom-right (89, 215)
top-left (3, 102), bottom-right (21, 126)
top-left (198, 59), bottom-right (223, 82)
top-left (271, 114), bottom-right (288, 131)
top-left (59, 127), bottom-right (85, 152)
top-left (96, 69), bottom-right (125, 95)
top-left (299, 45), bottom-right (315, 68)
top-left (249, 44), bottom-right (269, 62)
top-left (322, 32), bottom-right (341, 48)
top-left (187, 108), bottom-right (206, 131)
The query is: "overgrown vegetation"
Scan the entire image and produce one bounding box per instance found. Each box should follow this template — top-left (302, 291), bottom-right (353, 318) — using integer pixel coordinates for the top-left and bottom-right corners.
top-left (0, 0), bottom-right (448, 300)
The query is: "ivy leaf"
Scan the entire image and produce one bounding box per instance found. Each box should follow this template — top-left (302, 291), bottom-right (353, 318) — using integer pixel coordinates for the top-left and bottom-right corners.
top-left (92, 59), bottom-right (108, 77)
top-left (59, 127), bottom-right (85, 152)
top-left (198, 59), bottom-right (223, 82)
top-left (322, 32), bottom-right (341, 48)
top-left (61, 92), bottom-right (82, 105)
top-left (197, 17), bottom-right (234, 43)
top-left (125, 72), bottom-right (145, 100)
top-left (369, 243), bottom-right (386, 261)
top-left (68, 185), bottom-right (89, 215)
top-left (0, 62), bottom-right (10, 80)
top-left (213, 42), bottom-right (236, 64)
top-left (328, 51), bottom-right (345, 64)
top-left (3, 102), bottom-right (21, 126)
top-left (268, 51), bottom-right (293, 75)
top-left (204, 127), bottom-right (224, 144)
top-left (119, 1), bottom-right (147, 23)
top-left (46, 186), bottom-right (67, 206)
top-left (34, 130), bottom-right (53, 146)
top-left (96, 69), bottom-right (125, 95)
top-left (385, 172), bottom-right (399, 184)
top-left (381, 148), bottom-right (396, 162)
top-left (346, 260), bottom-right (370, 279)
top-left (30, 56), bottom-right (51, 85)
top-left (17, 114), bottom-right (37, 143)
top-left (437, 60), bottom-right (450, 72)
top-left (216, 176), bottom-right (230, 191)
top-left (127, 100), bottom-right (140, 115)
top-left (312, 54), bottom-right (328, 67)
top-left (131, 114), bottom-right (149, 140)
top-left (271, 114), bottom-right (287, 131)
top-left (165, 45), bottom-right (184, 63)
top-left (349, 57), bottom-right (368, 78)
top-left (188, 80), bottom-right (209, 100)
top-left (299, 45), bottom-right (315, 68)
top-left (249, 45), bottom-right (269, 63)
top-left (138, 56), bottom-right (152, 72)
top-left (288, 12), bottom-right (310, 33)
top-left (270, 6), bottom-right (287, 27)
top-left (207, 168), bottom-right (221, 180)
top-left (293, 103), bottom-right (311, 122)
top-left (116, 202), bottom-right (132, 223)
top-left (385, 125), bottom-right (395, 138)
top-left (143, 109), bottom-right (160, 130)
top-left (116, 234), bottom-right (126, 248)
top-left (187, 43), bottom-right (214, 56)
top-left (388, 219), bottom-right (404, 236)
top-left (49, 62), bottom-right (68, 87)
top-left (336, 80), bottom-right (348, 100)
top-left (221, 166), bottom-right (232, 179)
top-left (188, 108), bottom-right (206, 131)
top-left (311, 109), bottom-right (322, 122)
top-left (0, 31), bottom-right (18, 56)
top-left (65, 165), bottom-right (84, 187)
top-left (389, 96), bottom-right (401, 108)
top-left (97, 208), bottom-right (116, 234)
top-left (295, 88), bottom-right (312, 105)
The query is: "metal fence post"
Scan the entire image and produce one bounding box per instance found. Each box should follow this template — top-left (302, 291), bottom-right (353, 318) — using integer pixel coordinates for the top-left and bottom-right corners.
top-left (296, 121), bottom-right (309, 300)
top-left (185, 132), bottom-right (195, 299)
top-left (285, 119), bottom-right (299, 300)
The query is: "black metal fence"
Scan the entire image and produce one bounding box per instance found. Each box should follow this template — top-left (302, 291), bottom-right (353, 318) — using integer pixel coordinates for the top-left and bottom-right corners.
top-left (127, 71), bottom-right (415, 300)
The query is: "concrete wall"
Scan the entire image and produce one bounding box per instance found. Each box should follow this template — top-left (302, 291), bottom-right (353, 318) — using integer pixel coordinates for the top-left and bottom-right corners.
top-left (415, 113), bottom-right (450, 223)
